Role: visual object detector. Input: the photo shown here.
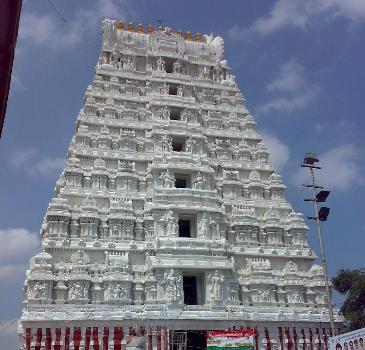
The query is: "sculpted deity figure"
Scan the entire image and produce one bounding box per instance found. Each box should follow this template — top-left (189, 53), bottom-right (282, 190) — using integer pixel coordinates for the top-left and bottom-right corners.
top-left (101, 18), bottom-right (115, 48)
top-left (285, 261), bottom-right (298, 273)
top-left (161, 134), bottom-right (172, 152)
top-left (165, 210), bottom-right (177, 236)
top-left (111, 224), bottom-right (121, 238)
top-left (185, 137), bottom-right (195, 153)
top-left (259, 289), bottom-right (272, 302)
top-left (160, 106), bottom-right (170, 120)
top-left (199, 66), bottom-right (210, 79)
top-left (210, 270), bottom-right (224, 301)
top-left (159, 170), bottom-right (175, 188)
top-left (212, 66), bottom-right (224, 82)
top-left (180, 109), bottom-right (190, 122)
top-left (177, 85), bottom-right (184, 97)
top-left (289, 291), bottom-right (303, 303)
top-left (165, 269), bottom-right (181, 302)
top-left (173, 60), bottom-right (181, 73)
top-left (32, 282), bottom-right (48, 300)
top-left (147, 284), bottom-right (157, 301)
top-left (69, 282), bottom-right (87, 300)
top-left (193, 172), bottom-right (204, 190)
top-left (160, 82), bottom-right (169, 95)
top-left (146, 60), bottom-right (153, 71)
top-left (229, 284), bottom-right (240, 302)
top-left (113, 283), bottom-right (127, 299)
top-left (198, 212), bottom-right (209, 238)
top-left (209, 218), bottom-right (220, 239)
top-left (224, 74), bottom-right (236, 86)
top-left (157, 57), bottom-right (165, 71)
top-left (126, 56), bottom-right (135, 70)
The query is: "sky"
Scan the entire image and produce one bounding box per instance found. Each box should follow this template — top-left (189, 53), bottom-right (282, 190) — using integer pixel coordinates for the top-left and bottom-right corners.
top-left (1, 0), bottom-right (365, 347)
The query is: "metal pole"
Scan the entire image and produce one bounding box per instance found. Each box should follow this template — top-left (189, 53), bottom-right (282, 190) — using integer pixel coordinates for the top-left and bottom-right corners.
top-left (309, 167), bottom-right (336, 335)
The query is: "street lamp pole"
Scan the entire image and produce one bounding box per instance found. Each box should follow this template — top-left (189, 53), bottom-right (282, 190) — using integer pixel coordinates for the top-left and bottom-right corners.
top-left (302, 153), bottom-right (336, 336)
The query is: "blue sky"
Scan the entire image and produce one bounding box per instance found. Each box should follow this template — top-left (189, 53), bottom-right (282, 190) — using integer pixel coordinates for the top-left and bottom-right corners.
top-left (1, 0), bottom-right (365, 347)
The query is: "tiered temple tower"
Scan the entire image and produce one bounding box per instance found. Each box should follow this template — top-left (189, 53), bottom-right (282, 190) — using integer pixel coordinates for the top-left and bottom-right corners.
top-left (19, 19), bottom-right (342, 349)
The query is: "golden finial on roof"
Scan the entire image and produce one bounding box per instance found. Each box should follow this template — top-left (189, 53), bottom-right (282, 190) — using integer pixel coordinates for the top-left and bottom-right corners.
top-left (195, 32), bottom-right (202, 42)
top-left (185, 31), bottom-right (192, 41)
top-left (146, 24), bottom-right (154, 33)
top-left (137, 23), bottom-right (143, 33)
top-left (116, 21), bottom-right (125, 31)
top-left (177, 29), bottom-right (183, 37)
top-left (158, 25), bottom-right (163, 32)
top-left (128, 22), bottom-right (134, 32)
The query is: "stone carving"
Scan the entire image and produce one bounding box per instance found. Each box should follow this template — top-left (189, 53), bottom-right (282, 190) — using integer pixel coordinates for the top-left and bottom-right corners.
top-left (157, 57), bottom-right (165, 71)
top-left (229, 284), bottom-right (240, 302)
top-left (112, 283), bottom-right (128, 299)
top-left (284, 261), bottom-right (298, 273)
top-left (146, 283), bottom-right (157, 301)
top-left (177, 85), bottom-right (184, 96)
top-left (160, 106), bottom-right (170, 120)
top-left (71, 250), bottom-right (90, 265)
top-left (30, 282), bottom-right (48, 300)
top-left (246, 258), bottom-right (271, 271)
top-left (165, 210), bottom-right (178, 236)
top-left (173, 60), bottom-right (181, 73)
top-left (180, 109), bottom-right (190, 122)
top-left (69, 282), bottom-right (88, 300)
top-left (198, 212), bottom-right (209, 238)
top-left (193, 172), bottom-right (207, 190)
top-left (160, 82), bottom-right (169, 95)
top-left (164, 269), bottom-right (182, 303)
top-left (251, 288), bottom-right (276, 303)
top-left (159, 170), bottom-right (175, 188)
top-left (160, 134), bottom-right (172, 152)
top-left (209, 218), bottom-right (220, 239)
top-left (209, 270), bottom-right (224, 302)
top-left (199, 66), bottom-right (211, 79)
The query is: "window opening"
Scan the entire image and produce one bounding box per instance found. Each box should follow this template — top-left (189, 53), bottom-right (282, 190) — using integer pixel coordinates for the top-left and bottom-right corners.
top-left (175, 173), bottom-right (191, 188)
top-left (169, 84), bottom-right (177, 95)
top-left (178, 220), bottom-right (191, 238)
top-left (172, 138), bottom-right (185, 152)
top-left (165, 58), bottom-right (173, 73)
top-left (183, 276), bottom-right (197, 305)
top-left (170, 107), bottom-right (182, 121)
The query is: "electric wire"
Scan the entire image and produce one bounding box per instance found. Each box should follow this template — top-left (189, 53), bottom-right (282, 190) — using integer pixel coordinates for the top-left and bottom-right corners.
top-left (45, 0), bottom-right (94, 51)
top-left (0, 318), bottom-right (19, 334)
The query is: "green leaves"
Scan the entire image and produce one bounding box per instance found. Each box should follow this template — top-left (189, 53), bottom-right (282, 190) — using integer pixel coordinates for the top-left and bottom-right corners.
top-left (332, 268), bottom-right (365, 331)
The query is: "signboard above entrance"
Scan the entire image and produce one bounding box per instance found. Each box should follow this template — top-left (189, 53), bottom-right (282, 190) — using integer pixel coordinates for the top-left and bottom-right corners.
top-left (207, 329), bottom-right (255, 350)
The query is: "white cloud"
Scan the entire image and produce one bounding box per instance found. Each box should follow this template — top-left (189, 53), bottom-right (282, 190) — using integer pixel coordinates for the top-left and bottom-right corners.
top-left (28, 157), bottom-right (66, 177)
top-left (257, 59), bottom-right (320, 114)
top-left (0, 228), bottom-right (40, 264)
top-left (10, 70), bottom-right (27, 92)
top-left (19, 0), bottom-right (131, 49)
top-left (257, 87), bottom-right (320, 114)
top-left (292, 144), bottom-right (363, 191)
top-left (0, 228), bottom-right (40, 282)
top-left (259, 131), bottom-right (290, 172)
top-left (9, 149), bottom-right (65, 178)
top-left (227, 0), bottom-right (365, 40)
top-left (9, 149), bottom-right (38, 169)
top-left (267, 59), bottom-right (307, 93)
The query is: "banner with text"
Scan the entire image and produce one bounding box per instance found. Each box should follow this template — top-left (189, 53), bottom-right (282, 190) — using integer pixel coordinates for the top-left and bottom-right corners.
top-left (329, 327), bottom-right (365, 350)
top-left (207, 329), bottom-right (255, 350)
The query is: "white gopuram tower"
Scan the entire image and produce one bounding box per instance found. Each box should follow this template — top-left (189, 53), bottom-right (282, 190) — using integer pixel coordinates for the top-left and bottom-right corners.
top-left (19, 20), bottom-right (342, 350)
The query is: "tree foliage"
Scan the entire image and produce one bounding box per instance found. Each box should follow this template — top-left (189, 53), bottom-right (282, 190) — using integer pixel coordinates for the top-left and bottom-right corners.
top-left (332, 268), bottom-right (365, 331)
